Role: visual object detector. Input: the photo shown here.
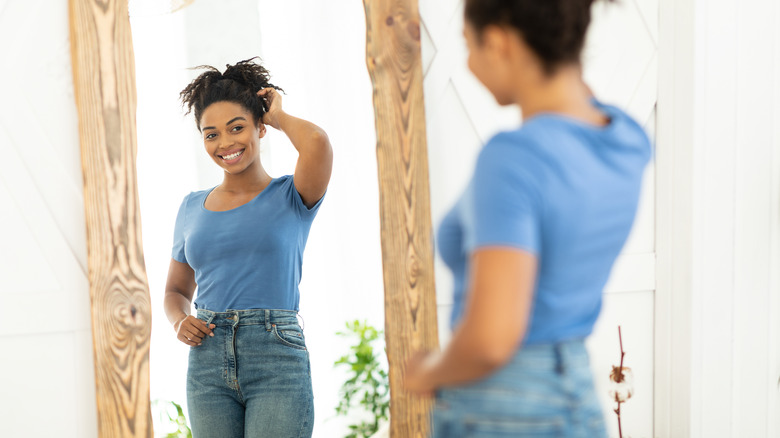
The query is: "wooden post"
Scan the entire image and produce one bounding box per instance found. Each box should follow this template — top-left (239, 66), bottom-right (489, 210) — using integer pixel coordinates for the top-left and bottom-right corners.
top-left (363, 1), bottom-right (439, 436)
top-left (69, 0), bottom-right (153, 436)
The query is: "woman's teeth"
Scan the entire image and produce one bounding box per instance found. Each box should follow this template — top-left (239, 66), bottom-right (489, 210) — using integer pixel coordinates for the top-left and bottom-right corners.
top-left (222, 150), bottom-right (243, 160)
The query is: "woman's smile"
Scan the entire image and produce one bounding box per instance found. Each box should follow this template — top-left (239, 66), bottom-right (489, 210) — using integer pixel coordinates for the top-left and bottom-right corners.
top-left (218, 148), bottom-right (245, 164)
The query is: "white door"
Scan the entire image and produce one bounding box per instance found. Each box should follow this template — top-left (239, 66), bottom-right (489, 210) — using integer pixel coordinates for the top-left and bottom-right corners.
top-left (420, 2), bottom-right (658, 437)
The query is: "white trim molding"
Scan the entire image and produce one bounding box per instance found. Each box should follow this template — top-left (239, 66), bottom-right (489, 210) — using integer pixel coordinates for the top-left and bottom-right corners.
top-left (656, 0), bottom-right (780, 436)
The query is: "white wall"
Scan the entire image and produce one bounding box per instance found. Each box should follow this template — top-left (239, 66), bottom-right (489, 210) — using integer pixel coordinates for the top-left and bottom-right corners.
top-left (656, 0), bottom-right (780, 436)
top-left (0, 1), bottom-right (97, 437)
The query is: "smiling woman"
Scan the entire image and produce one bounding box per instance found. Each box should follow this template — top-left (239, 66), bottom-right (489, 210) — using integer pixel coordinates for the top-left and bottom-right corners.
top-left (163, 58), bottom-right (333, 438)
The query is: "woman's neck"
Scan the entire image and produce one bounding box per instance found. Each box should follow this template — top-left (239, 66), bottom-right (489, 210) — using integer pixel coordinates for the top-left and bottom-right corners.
top-left (514, 66), bottom-right (607, 127)
top-left (219, 162), bottom-right (272, 193)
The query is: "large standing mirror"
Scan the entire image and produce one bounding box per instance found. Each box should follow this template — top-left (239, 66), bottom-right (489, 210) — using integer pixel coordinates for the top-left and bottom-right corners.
top-left (130, 1), bottom-right (385, 435)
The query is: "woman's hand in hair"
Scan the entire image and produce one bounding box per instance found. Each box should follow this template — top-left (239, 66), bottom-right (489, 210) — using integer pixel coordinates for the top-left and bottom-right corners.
top-left (258, 88), bottom-right (283, 130)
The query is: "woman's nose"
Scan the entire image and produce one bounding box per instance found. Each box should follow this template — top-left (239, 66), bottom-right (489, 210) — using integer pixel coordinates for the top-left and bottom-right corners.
top-left (219, 136), bottom-right (235, 148)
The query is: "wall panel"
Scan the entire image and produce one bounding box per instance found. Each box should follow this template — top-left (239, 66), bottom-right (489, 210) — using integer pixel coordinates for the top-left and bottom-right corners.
top-left (0, 1), bottom-right (96, 436)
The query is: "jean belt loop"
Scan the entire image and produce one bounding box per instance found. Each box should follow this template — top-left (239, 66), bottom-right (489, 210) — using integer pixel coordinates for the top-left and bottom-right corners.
top-left (265, 309), bottom-right (272, 330)
top-left (204, 310), bottom-right (215, 326)
top-left (554, 343), bottom-right (565, 375)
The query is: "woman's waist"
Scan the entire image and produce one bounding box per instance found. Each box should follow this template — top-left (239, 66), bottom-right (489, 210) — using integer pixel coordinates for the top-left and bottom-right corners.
top-left (194, 308), bottom-right (299, 327)
top-left (194, 286), bottom-right (299, 313)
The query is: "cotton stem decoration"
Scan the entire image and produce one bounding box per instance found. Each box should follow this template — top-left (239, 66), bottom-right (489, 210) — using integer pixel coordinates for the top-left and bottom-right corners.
top-left (609, 326), bottom-right (633, 438)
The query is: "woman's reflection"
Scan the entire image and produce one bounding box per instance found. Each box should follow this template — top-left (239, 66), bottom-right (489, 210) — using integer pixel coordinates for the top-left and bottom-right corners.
top-left (163, 57), bottom-right (332, 437)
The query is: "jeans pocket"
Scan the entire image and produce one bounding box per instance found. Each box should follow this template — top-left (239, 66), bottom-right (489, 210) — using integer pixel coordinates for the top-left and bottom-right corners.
top-left (272, 324), bottom-right (307, 350)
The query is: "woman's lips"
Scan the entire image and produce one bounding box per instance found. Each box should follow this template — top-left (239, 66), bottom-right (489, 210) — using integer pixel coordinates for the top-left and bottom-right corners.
top-left (219, 149), bottom-right (245, 165)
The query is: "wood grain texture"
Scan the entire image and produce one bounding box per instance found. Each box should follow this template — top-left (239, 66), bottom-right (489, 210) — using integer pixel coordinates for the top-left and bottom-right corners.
top-left (68, 0), bottom-right (153, 436)
top-left (363, 1), bottom-right (439, 437)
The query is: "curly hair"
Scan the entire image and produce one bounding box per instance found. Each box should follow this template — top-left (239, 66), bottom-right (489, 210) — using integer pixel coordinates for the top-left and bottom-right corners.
top-left (464, 0), bottom-right (613, 75)
top-left (179, 57), bottom-right (284, 131)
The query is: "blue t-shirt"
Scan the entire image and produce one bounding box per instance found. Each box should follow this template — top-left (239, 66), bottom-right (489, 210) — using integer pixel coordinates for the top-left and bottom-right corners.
top-left (171, 175), bottom-right (323, 312)
top-left (437, 101), bottom-right (651, 344)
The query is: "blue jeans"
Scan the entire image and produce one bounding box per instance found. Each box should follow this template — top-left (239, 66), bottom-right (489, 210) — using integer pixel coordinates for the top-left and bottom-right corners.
top-left (187, 309), bottom-right (314, 438)
top-left (432, 339), bottom-right (607, 438)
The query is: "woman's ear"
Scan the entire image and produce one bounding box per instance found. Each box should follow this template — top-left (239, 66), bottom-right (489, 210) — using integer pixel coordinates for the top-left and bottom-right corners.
top-left (481, 25), bottom-right (512, 59)
top-left (257, 121), bottom-right (267, 138)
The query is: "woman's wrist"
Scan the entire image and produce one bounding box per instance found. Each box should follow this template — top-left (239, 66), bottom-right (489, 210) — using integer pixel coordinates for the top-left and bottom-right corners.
top-left (422, 352), bottom-right (444, 389)
top-left (272, 110), bottom-right (290, 131)
top-left (172, 313), bottom-right (189, 331)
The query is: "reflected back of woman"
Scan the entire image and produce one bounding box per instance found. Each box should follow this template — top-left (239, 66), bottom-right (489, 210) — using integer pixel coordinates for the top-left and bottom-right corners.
top-left (403, 1), bottom-right (650, 437)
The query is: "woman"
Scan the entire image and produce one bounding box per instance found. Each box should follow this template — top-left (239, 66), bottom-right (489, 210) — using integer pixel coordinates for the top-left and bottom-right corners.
top-left (404, 1), bottom-right (650, 436)
top-left (164, 58), bottom-right (332, 438)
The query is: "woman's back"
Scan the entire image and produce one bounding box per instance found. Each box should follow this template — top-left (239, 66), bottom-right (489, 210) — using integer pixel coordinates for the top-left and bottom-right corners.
top-left (439, 101), bottom-right (651, 343)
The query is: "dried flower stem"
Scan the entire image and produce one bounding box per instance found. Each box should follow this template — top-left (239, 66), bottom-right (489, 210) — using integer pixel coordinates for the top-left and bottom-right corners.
top-left (618, 326), bottom-right (624, 380)
top-left (614, 326), bottom-right (625, 438)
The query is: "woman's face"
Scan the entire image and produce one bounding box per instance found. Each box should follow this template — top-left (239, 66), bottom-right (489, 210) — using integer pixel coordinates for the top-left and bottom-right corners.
top-left (199, 101), bottom-right (265, 174)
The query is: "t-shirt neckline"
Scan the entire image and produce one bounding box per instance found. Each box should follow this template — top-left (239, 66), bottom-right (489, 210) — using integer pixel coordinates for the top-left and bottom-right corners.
top-left (200, 177), bottom-right (278, 213)
top-left (524, 99), bottom-right (618, 133)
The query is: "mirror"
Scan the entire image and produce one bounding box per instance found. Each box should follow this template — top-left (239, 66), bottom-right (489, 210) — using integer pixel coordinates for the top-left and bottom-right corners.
top-left (130, 1), bottom-right (385, 435)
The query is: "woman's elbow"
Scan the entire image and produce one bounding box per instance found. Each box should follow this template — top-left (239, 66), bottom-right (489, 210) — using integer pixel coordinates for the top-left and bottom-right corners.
top-left (310, 129), bottom-right (331, 151)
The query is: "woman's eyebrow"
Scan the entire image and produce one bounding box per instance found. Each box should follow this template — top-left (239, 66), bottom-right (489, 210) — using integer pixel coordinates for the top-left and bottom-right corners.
top-left (226, 116), bottom-right (246, 125)
top-left (202, 116), bottom-right (247, 131)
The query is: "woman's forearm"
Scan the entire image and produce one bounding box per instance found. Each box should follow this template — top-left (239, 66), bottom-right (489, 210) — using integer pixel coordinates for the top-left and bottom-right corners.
top-left (422, 324), bottom-right (512, 388)
top-left (406, 249), bottom-right (535, 393)
top-left (164, 290), bottom-right (192, 328)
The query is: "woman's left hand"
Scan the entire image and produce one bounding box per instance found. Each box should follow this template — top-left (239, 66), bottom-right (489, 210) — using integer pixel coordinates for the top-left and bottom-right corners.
top-left (403, 350), bottom-right (439, 396)
top-left (258, 88), bottom-right (283, 130)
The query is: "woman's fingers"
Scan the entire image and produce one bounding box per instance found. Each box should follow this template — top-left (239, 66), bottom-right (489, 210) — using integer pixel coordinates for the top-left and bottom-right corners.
top-left (177, 331), bottom-right (201, 346)
top-left (196, 320), bottom-right (215, 337)
top-left (258, 88), bottom-right (281, 109)
top-left (175, 315), bottom-right (216, 346)
top-left (180, 327), bottom-right (203, 343)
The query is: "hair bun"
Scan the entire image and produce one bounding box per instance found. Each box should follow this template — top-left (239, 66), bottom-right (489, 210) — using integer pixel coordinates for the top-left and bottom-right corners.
top-left (180, 57), bottom-right (284, 130)
top-left (221, 57), bottom-right (283, 94)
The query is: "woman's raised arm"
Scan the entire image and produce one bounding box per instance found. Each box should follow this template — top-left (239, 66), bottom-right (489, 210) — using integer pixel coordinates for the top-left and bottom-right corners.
top-left (258, 88), bottom-right (333, 208)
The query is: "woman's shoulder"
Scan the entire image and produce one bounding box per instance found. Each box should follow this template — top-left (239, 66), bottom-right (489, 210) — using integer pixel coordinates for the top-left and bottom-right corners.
top-left (275, 174), bottom-right (294, 185)
top-left (264, 174), bottom-right (295, 195)
top-left (177, 187), bottom-right (214, 209)
top-left (481, 128), bottom-right (547, 166)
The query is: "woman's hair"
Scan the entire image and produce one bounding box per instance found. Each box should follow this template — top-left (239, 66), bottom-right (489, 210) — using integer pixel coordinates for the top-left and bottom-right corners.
top-left (179, 57), bottom-right (283, 131)
top-left (464, 0), bottom-right (613, 75)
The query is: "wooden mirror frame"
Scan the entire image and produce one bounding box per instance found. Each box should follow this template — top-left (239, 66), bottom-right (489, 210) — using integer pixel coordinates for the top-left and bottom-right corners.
top-left (363, 0), bottom-right (439, 436)
top-left (69, 0), bottom-right (153, 436)
top-left (69, 0), bottom-right (439, 436)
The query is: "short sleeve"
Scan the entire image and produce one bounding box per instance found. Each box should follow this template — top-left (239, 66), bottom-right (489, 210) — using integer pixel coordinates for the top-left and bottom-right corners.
top-left (285, 175), bottom-right (325, 220)
top-left (171, 194), bottom-right (190, 264)
top-left (462, 135), bottom-right (542, 254)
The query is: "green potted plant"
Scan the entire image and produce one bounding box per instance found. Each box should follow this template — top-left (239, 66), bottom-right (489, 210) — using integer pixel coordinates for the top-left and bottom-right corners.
top-left (334, 320), bottom-right (390, 438)
top-left (151, 399), bottom-right (191, 438)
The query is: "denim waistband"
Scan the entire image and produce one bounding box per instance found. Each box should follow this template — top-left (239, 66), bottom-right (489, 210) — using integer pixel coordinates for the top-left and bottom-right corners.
top-left (195, 308), bottom-right (299, 328)
top-left (509, 338), bottom-right (589, 374)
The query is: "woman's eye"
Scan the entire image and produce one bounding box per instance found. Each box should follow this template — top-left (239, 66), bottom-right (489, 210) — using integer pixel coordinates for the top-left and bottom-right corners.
top-left (231, 125), bottom-right (243, 132)
top-left (205, 133), bottom-right (216, 140)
